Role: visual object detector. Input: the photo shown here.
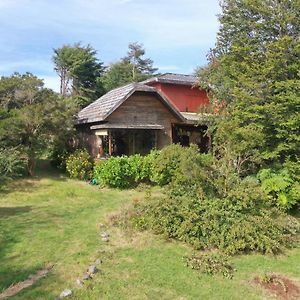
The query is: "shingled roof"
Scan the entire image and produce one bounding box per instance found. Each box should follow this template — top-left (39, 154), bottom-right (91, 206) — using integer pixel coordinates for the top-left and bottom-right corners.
top-left (142, 73), bottom-right (197, 86)
top-left (76, 82), bottom-right (184, 124)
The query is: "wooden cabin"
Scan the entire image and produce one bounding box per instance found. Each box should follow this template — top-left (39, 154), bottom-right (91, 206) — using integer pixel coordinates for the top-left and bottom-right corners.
top-left (76, 73), bottom-right (210, 158)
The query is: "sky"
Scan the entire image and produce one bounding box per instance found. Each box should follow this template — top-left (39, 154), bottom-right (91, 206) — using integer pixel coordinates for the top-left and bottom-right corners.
top-left (0, 0), bottom-right (221, 92)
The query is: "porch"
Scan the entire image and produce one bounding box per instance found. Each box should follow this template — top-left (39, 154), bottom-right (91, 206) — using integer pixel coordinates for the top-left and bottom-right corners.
top-left (91, 124), bottom-right (165, 158)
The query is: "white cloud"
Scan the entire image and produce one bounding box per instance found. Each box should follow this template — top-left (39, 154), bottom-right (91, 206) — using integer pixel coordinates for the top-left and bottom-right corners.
top-left (0, 0), bottom-right (220, 86)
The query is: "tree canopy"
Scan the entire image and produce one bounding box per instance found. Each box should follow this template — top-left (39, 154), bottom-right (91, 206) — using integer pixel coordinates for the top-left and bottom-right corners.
top-left (53, 43), bottom-right (105, 107)
top-left (198, 0), bottom-right (300, 167)
top-left (101, 42), bottom-right (158, 92)
top-left (0, 73), bottom-right (77, 177)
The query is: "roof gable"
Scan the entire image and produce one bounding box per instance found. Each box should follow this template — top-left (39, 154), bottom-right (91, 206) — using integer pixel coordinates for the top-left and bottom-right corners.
top-left (76, 83), bottom-right (185, 124)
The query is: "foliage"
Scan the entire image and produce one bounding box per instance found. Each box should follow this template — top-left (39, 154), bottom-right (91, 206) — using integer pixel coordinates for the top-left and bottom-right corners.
top-left (100, 61), bottom-right (136, 92)
top-left (122, 145), bottom-right (300, 255)
top-left (185, 253), bottom-right (235, 279)
top-left (66, 149), bottom-right (93, 180)
top-left (257, 168), bottom-right (300, 210)
top-left (0, 147), bottom-right (26, 184)
top-left (197, 0), bottom-right (300, 164)
top-left (94, 154), bottom-right (150, 188)
top-left (129, 178), bottom-right (299, 255)
top-left (150, 144), bottom-right (202, 186)
top-left (49, 97), bottom-right (78, 170)
top-left (100, 42), bottom-right (158, 92)
top-left (122, 42), bottom-right (158, 81)
top-left (0, 73), bottom-right (74, 176)
top-left (93, 145), bottom-right (202, 188)
top-left (53, 43), bottom-right (105, 106)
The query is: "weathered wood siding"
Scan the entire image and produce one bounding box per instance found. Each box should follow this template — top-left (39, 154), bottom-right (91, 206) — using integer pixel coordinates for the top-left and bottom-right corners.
top-left (76, 124), bottom-right (100, 157)
top-left (106, 93), bottom-right (182, 148)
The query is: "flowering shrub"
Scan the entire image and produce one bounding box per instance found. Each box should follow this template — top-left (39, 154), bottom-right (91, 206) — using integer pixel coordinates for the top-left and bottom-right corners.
top-left (66, 149), bottom-right (93, 180)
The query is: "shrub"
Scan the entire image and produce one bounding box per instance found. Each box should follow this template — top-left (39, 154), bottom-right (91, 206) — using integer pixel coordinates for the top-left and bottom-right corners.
top-left (185, 253), bottom-right (235, 279)
top-left (150, 144), bottom-right (200, 186)
top-left (93, 154), bottom-right (151, 189)
top-left (51, 148), bottom-right (74, 171)
top-left (125, 162), bottom-right (299, 255)
top-left (66, 149), bottom-right (93, 180)
top-left (93, 144), bottom-right (202, 188)
top-left (257, 168), bottom-right (300, 210)
top-left (0, 147), bottom-right (26, 184)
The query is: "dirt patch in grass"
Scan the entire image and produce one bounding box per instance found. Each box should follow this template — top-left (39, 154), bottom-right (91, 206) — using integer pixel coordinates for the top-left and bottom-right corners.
top-left (0, 266), bottom-right (53, 300)
top-left (254, 273), bottom-right (300, 299)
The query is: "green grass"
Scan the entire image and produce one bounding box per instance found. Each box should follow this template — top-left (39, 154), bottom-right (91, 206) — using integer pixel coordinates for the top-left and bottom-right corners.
top-left (0, 162), bottom-right (299, 299)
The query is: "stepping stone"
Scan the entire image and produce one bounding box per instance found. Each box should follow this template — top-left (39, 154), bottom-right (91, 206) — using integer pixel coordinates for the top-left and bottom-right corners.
top-left (101, 236), bottom-right (109, 242)
top-left (100, 232), bottom-right (109, 238)
top-left (82, 273), bottom-right (91, 281)
top-left (76, 278), bottom-right (83, 287)
top-left (88, 265), bottom-right (98, 274)
top-left (60, 289), bottom-right (72, 298)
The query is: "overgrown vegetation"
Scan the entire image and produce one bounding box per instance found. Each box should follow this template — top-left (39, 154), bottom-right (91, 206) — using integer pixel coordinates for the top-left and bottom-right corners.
top-left (66, 148), bottom-right (94, 180)
top-left (185, 253), bottom-right (235, 279)
top-left (93, 144), bottom-right (202, 188)
top-left (0, 73), bottom-right (77, 179)
top-left (257, 167), bottom-right (300, 210)
top-left (104, 144), bottom-right (299, 256)
top-left (0, 147), bottom-right (26, 185)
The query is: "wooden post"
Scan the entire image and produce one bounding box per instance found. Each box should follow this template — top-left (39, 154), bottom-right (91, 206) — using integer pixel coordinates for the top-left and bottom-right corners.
top-left (99, 137), bottom-right (104, 158)
top-left (132, 131), bottom-right (135, 154)
top-left (108, 131), bottom-right (112, 156)
top-left (154, 130), bottom-right (158, 149)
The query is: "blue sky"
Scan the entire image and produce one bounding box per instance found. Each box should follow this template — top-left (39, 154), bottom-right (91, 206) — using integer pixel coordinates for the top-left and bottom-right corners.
top-left (0, 0), bottom-right (220, 91)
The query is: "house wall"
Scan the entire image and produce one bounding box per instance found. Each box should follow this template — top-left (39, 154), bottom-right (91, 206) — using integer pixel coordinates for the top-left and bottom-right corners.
top-left (148, 82), bottom-right (209, 112)
top-left (107, 93), bottom-right (181, 149)
top-left (76, 124), bottom-right (101, 157)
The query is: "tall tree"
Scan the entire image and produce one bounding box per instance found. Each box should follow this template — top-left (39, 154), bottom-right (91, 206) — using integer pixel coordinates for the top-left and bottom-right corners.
top-left (101, 42), bottom-right (158, 92)
top-left (122, 42), bottom-right (158, 81)
top-left (53, 43), bottom-right (104, 106)
top-left (198, 0), bottom-right (300, 167)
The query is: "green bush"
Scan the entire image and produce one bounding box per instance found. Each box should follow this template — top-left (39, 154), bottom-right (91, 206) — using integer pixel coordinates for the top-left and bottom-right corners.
top-left (93, 144), bottom-right (202, 188)
top-left (121, 146), bottom-right (300, 255)
top-left (93, 154), bottom-right (151, 189)
top-left (128, 178), bottom-right (299, 254)
top-left (147, 144), bottom-right (204, 187)
top-left (0, 147), bottom-right (26, 184)
top-left (51, 145), bottom-right (75, 171)
top-left (66, 149), bottom-right (93, 180)
top-left (257, 168), bottom-right (300, 210)
top-left (150, 144), bottom-right (189, 186)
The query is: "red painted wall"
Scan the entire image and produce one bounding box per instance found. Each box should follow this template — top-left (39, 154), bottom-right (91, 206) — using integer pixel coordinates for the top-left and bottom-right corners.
top-left (148, 82), bottom-right (209, 112)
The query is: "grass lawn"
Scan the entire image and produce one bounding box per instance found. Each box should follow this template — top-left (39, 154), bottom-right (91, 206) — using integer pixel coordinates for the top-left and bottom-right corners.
top-left (0, 162), bottom-right (299, 299)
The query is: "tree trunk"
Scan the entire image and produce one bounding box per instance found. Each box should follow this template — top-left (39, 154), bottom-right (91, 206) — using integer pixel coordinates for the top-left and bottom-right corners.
top-left (27, 156), bottom-right (36, 177)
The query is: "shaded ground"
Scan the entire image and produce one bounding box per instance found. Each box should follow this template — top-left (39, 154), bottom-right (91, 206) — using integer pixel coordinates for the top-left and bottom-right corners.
top-left (0, 267), bottom-right (52, 300)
